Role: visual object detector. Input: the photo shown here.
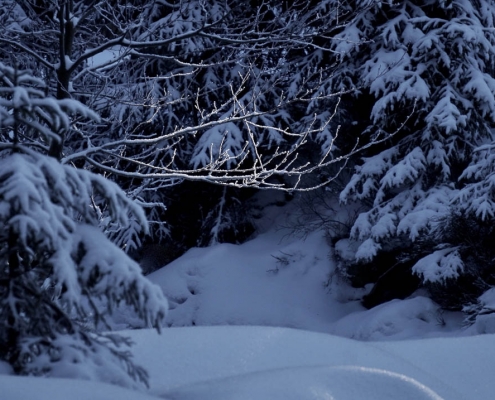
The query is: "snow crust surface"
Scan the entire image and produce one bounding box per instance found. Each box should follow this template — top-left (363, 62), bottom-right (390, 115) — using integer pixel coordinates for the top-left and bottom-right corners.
top-left (7, 326), bottom-right (495, 400)
top-left (3, 203), bottom-right (495, 399)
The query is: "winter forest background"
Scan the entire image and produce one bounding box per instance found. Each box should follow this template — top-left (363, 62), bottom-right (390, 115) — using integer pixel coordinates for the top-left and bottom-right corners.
top-left (2, 0), bottom-right (495, 397)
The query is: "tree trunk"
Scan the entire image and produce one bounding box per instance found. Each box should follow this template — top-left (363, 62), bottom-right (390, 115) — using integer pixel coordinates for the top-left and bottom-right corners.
top-left (50, 0), bottom-right (74, 159)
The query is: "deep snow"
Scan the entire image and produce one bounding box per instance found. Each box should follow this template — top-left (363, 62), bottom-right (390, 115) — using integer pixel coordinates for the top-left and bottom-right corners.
top-left (4, 326), bottom-right (495, 399)
top-left (3, 200), bottom-right (495, 399)
top-left (148, 203), bottom-right (464, 340)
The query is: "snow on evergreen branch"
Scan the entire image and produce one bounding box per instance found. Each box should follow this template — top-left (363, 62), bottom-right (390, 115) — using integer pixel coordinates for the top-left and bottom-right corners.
top-left (412, 247), bottom-right (464, 283)
top-left (0, 61), bottom-right (167, 387)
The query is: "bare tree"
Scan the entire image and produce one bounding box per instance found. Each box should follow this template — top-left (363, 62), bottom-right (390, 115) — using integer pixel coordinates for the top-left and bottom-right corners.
top-left (0, 0), bottom-right (393, 248)
top-left (0, 0), bottom-right (362, 182)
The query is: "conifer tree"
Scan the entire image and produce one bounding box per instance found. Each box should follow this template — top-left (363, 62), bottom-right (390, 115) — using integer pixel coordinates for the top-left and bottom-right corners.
top-left (331, 0), bottom-right (495, 309)
top-left (0, 63), bottom-right (167, 387)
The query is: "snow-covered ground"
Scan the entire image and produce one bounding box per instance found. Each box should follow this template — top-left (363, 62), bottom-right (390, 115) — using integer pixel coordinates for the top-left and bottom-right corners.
top-left (3, 326), bottom-right (495, 399)
top-left (4, 201), bottom-right (495, 399)
top-left (148, 200), bottom-right (465, 340)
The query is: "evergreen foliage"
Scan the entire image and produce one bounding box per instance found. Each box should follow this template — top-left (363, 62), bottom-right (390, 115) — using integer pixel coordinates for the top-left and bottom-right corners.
top-left (331, 0), bottom-right (495, 313)
top-left (3, 0), bottom-right (495, 364)
top-left (0, 63), bottom-right (167, 387)
top-left (0, 0), bottom-right (354, 248)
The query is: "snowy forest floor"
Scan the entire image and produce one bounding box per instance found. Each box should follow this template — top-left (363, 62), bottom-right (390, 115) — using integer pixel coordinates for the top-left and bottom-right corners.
top-left (4, 194), bottom-right (495, 399)
top-left (149, 193), bottom-right (469, 341)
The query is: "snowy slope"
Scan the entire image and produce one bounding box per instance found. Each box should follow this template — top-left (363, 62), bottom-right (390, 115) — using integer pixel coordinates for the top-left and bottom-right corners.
top-left (5, 326), bottom-right (495, 399)
top-left (148, 221), bottom-right (464, 340)
top-left (150, 229), bottom-right (360, 331)
top-left (3, 202), bottom-right (493, 399)
top-left (128, 326), bottom-right (460, 398)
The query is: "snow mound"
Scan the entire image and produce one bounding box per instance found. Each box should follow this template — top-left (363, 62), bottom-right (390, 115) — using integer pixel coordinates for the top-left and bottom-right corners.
top-left (150, 229), bottom-right (361, 332)
top-left (148, 226), bottom-right (461, 339)
top-left (165, 365), bottom-right (443, 400)
top-left (331, 296), bottom-right (459, 340)
top-left (5, 325), bottom-right (495, 400)
top-left (127, 326), bottom-right (470, 399)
